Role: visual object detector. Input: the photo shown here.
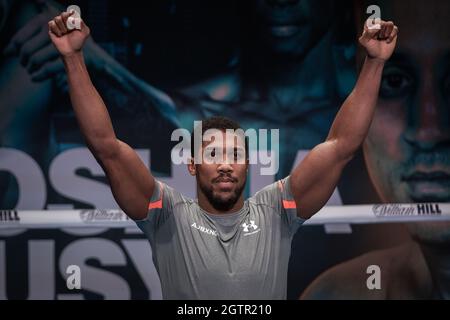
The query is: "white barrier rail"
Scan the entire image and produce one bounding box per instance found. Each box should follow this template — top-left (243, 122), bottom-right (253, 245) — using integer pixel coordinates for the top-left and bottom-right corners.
top-left (0, 203), bottom-right (449, 229)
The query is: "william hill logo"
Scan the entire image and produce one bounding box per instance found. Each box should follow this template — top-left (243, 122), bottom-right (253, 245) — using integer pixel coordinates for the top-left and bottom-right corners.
top-left (373, 203), bottom-right (442, 217)
top-left (0, 210), bottom-right (20, 222)
top-left (416, 203), bottom-right (442, 215)
top-left (80, 210), bottom-right (129, 222)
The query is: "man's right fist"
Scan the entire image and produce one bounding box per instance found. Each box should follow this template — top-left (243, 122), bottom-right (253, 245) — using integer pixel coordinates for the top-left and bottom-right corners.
top-left (48, 10), bottom-right (90, 57)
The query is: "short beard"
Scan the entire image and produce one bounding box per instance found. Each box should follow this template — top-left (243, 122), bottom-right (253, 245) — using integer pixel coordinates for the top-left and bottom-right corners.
top-left (198, 176), bottom-right (246, 212)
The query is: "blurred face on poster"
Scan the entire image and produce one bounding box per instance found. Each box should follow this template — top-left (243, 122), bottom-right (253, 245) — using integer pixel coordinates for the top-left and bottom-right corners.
top-left (252, 0), bottom-right (334, 57)
top-left (359, 0), bottom-right (450, 244)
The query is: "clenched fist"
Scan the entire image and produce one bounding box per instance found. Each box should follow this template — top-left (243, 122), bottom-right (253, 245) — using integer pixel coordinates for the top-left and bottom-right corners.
top-left (48, 10), bottom-right (90, 57)
top-left (359, 19), bottom-right (399, 61)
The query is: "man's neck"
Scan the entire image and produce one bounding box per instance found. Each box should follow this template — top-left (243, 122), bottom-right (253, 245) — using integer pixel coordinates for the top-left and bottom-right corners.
top-left (420, 243), bottom-right (450, 299)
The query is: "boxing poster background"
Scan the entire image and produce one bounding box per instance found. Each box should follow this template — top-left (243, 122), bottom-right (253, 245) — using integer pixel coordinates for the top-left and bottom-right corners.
top-left (0, 0), bottom-right (449, 299)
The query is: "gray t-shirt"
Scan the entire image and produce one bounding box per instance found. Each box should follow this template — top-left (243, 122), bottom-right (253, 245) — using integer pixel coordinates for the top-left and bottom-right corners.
top-left (135, 176), bottom-right (304, 300)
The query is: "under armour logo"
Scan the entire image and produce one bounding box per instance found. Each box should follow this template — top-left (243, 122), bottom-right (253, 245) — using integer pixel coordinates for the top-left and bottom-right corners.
top-left (242, 220), bottom-right (258, 232)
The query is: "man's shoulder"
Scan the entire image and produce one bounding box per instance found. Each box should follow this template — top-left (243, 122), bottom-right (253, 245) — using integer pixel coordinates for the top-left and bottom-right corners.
top-left (301, 242), bottom-right (429, 300)
top-left (156, 181), bottom-right (195, 209)
top-left (249, 182), bottom-right (281, 209)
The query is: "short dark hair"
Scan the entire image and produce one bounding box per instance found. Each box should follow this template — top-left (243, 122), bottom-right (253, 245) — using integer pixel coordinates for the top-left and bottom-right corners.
top-left (190, 116), bottom-right (249, 159)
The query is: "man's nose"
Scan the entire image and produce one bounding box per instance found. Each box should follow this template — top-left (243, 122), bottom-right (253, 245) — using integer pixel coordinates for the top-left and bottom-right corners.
top-left (217, 161), bottom-right (233, 174)
top-left (266, 0), bottom-right (299, 8)
top-left (403, 75), bottom-right (450, 150)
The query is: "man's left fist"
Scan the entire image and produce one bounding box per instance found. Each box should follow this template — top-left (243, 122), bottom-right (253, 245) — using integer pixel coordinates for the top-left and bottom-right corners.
top-left (359, 19), bottom-right (399, 61)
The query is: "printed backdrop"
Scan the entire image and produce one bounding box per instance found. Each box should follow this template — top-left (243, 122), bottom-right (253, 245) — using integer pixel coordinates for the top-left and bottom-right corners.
top-left (1, 0), bottom-right (449, 299)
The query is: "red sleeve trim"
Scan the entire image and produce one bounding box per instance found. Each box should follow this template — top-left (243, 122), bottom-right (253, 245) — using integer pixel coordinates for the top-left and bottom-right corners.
top-left (282, 200), bottom-right (297, 209)
top-left (148, 183), bottom-right (164, 210)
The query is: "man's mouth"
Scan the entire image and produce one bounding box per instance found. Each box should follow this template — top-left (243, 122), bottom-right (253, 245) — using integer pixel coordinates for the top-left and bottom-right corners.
top-left (268, 25), bottom-right (301, 37)
top-left (402, 171), bottom-right (450, 201)
top-left (214, 177), bottom-right (236, 189)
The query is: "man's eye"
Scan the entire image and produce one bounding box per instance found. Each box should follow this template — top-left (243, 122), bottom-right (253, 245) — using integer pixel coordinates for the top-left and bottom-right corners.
top-left (210, 149), bottom-right (216, 157)
top-left (380, 67), bottom-right (414, 99)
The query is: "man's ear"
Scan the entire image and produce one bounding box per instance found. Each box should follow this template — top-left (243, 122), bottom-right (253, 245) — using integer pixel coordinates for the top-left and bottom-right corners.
top-left (187, 158), bottom-right (196, 176)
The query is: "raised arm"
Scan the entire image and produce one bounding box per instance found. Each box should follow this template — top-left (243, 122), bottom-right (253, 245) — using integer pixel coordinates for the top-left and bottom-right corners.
top-left (290, 20), bottom-right (399, 219)
top-left (48, 11), bottom-right (155, 220)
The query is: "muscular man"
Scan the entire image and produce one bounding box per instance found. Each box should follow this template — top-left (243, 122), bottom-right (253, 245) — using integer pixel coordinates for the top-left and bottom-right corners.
top-left (47, 10), bottom-right (397, 299)
top-left (301, 0), bottom-right (450, 300)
